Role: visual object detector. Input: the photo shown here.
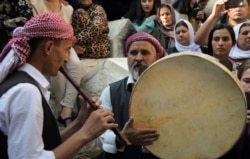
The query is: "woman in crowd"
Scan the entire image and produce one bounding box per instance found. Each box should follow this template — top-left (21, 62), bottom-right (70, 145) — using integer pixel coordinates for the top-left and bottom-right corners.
top-left (207, 23), bottom-right (237, 73)
top-left (238, 60), bottom-right (250, 121)
top-left (151, 3), bottom-right (176, 51)
top-left (72, 0), bottom-right (111, 58)
top-left (229, 22), bottom-right (250, 66)
top-left (238, 61), bottom-right (250, 141)
top-left (132, 0), bottom-right (159, 34)
top-left (238, 60), bottom-right (250, 112)
top-left (167, 19), bottom-right (207, 54)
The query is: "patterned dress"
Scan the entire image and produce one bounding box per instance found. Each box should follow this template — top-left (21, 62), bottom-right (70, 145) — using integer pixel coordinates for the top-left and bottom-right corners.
top-left (0, 0), bottom-right (33, 51)
top-left (72, 3), bottom-right (110, 58)
top-left (0, 0), bottom-right (33, 25)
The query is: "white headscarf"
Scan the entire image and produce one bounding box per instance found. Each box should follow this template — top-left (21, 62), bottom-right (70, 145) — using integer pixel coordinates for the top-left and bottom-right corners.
top-left (229, 22), bottom-right (250, 60)
top-left (174, 19), bottom-right (202, 53)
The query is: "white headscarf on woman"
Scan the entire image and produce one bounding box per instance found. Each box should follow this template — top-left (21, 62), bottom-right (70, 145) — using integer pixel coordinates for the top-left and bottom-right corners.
top-left (229, 22), bottom-right (250, 60)
top-left (174, 19), bottom-right (202, 53)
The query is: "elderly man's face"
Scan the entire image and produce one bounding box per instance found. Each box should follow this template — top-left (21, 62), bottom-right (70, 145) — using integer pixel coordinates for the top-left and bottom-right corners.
top-left (127, 41), bottom-right (159, 81)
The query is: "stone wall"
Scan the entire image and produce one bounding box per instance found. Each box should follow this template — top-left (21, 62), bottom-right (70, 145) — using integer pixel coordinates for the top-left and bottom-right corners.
top-left (80, 58), bottom-right (129, 97)
top-left (107, 18), bottom-right (136, 57)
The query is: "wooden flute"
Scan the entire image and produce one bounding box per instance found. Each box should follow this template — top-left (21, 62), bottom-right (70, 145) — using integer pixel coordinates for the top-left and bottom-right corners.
top-left (59, 67), bottom-right (128, 145)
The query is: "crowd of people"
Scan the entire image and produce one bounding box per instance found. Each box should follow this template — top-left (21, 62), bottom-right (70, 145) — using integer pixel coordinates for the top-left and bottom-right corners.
top-left (0, 0), bottom-right (250, 159)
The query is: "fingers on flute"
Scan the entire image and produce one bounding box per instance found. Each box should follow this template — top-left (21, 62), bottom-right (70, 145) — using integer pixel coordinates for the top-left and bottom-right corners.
top-left (91, 96), bottom-right (102, 109)
top-left (93, 109), bottom-right (117, 128)
top-left (81, 110), bottom-right (117, 138)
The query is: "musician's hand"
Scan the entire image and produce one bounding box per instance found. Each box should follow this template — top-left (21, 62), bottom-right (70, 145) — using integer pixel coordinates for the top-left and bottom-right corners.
top-left (76, 95), bottom-right (101, 125)
top-left (120, 117), bottom-right (159, 146)
top-left (247, 110), bottom-right (250, 124)
top-left (80, 108), bottom-right (118, 141)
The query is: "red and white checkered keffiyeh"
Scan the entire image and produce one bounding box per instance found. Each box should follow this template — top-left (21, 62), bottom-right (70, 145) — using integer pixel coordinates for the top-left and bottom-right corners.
top-left (125, 32), bottom-right (167, 58)
top-left (0, 13), bottom-right (75, 83)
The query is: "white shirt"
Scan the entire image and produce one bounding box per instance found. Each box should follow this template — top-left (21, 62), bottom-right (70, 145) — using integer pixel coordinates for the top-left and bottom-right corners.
top-left (0, 64), bottom-right (55, 159)
top-left (97, 74), bottom-right (134, 153)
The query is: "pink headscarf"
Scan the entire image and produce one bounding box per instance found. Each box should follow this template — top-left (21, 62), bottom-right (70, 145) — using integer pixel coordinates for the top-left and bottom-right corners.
top-left (125, 32), bottom-right (166, 58)
top-left (0, 13), bottom-right (74, 83)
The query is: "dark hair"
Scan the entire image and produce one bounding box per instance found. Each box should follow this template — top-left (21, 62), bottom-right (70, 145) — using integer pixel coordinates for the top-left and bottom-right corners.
top-left (158, 4), bottom-right (176, 26)
top-left (237, 59), bottom-right (250, 79)
top-left (134, 0), bottom-right (160, 25)
top-left (172, 0), bottom-right (194, 15)
top-left (158, 3), bottom-right (172, 17)
top-left (175, 20), bottom-right (188, 30)
top-left (207, 24), bottom-right (236, 56)
top-left (159, 3), bottom-right (172, 11)
top-left (29, 38), bottom-right (61, 53)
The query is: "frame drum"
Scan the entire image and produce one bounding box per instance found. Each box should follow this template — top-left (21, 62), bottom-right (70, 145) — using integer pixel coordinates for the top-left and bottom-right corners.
top-left (129, 52), bottom-right (247, 159)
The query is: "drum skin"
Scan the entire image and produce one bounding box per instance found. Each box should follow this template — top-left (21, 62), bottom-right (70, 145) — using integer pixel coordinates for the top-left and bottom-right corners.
top-left (129, 52), bottom-right (247, 159)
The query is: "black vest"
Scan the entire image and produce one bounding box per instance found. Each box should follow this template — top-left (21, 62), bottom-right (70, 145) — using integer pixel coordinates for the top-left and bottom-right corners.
top-left (0, 71), bottom-right (61, 159)
top-left (104, 77), bottom-right (158, 159)
top-left (110, 77), bottom-right (131, 130)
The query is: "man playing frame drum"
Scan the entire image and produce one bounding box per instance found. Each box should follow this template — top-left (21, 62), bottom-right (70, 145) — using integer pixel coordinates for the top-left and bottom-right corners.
top-left (99, 32), bottom-right (166, 159)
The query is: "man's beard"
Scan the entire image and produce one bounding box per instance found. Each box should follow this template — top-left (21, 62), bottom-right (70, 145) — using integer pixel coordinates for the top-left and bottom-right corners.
top-left (130, 62), bottom-right (147, 81)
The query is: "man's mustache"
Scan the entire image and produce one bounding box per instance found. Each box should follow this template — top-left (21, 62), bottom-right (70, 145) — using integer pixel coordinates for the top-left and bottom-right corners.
top-left (132, 62), bottom-right (144, 69)
top-left (132, 63), bottom-right (148, 75)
